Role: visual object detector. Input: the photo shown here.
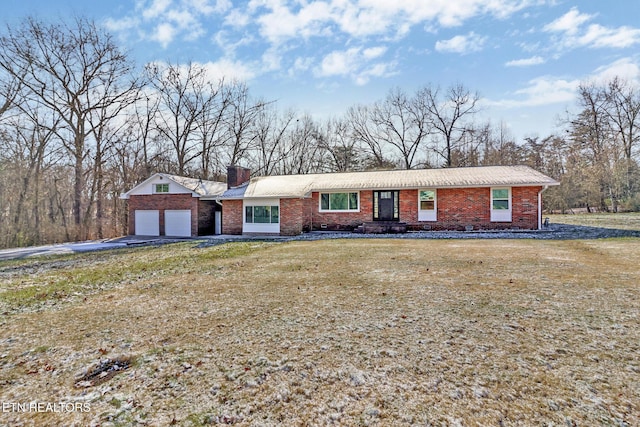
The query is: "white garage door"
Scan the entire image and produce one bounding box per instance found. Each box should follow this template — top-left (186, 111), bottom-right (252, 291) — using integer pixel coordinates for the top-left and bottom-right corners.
top-left (165, 210), bottom-right (192, 237)
top-left (134, 210), bottom-right (160, 236)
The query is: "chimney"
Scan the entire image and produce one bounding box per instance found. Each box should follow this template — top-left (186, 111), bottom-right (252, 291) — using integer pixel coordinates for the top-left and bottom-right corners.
top-left (227, 165), bottom-right (251, 189)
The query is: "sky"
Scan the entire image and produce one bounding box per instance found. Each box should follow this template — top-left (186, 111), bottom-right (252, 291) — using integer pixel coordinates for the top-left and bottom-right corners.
top-left (3, 0), bottom-right (640, 142)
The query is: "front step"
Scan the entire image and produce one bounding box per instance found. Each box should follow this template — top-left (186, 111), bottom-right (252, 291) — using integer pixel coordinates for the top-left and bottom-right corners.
top-left (355, 222), bottom-right (407, 234)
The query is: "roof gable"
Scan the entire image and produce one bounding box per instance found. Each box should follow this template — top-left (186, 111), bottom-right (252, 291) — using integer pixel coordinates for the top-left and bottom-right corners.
top-left (120, 173), bottom-right (227, 199)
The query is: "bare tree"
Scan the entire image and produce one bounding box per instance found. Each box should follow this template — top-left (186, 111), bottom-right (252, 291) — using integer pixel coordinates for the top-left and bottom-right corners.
top-left (347, 88), bottom-right (430, 170)
top-left (0, 16), bottom-right (138, 239)
top-left (146, 61), bottom-right (223, 175)
top-left (570, 82), bottom-right (615, 211)
top-left (320, 117), bottom-right (363, 172)
top-left (281, 115), bottom-right (327, 174)
top-left (225, 82), bottom-right (267, 167)
top-left (249, 105), bottom-right (296, 176)
top-left (419, 83), bottom-right (480, 167)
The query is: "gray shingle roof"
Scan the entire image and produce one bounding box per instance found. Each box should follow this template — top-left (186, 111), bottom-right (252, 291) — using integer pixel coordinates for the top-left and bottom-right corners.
top-left (219, 165), bottom-right (559, 199)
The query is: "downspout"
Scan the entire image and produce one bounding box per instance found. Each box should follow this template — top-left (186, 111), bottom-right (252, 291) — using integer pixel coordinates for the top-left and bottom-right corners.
top-left (538, 186), bottom-right (549, 230)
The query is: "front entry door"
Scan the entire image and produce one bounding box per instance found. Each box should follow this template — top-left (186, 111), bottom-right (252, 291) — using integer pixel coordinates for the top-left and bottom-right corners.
top-left (373, 191), bottom-right (399, 221)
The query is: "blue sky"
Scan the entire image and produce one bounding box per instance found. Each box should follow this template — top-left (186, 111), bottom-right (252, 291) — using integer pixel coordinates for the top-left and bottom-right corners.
top-left (3, 0), bottom-right (640, 141)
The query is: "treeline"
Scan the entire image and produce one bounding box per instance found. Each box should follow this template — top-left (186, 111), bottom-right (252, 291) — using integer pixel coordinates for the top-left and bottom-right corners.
top-left (1, 17), bottom-right (639, 248)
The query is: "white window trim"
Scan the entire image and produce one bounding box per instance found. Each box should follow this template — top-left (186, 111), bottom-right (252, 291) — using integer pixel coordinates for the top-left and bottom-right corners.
top-left (490, 187), bottom-right (512, 222)
top-left (318, 191), bottom-right (360, 213)
top-left (418, 189), bottom-right (437, 222)
top-left (243, 198), bottom-right (280, 233)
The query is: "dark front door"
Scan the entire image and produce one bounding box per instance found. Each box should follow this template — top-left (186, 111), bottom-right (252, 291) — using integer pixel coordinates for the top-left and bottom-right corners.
top-left (373, 191), bottom-right (399, 221)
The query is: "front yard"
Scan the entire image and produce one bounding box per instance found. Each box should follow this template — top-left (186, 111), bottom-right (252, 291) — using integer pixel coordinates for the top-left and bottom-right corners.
top-left (1, 238), bottom-right (639, 426)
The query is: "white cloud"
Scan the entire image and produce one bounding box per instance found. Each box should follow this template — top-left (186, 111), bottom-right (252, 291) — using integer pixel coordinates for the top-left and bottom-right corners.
top-left (489, 76), bottom-right (579, 108)
top-left (224, 8), bottom-right (251, 27)
top-left (362, 46), bottom-right (387, 60)
top-left (318, 48), bottom-right (361, 77)
top-left (151, 22), bottom-right (176, 47)
top-left (543, 7), bottom-right (593, 35)
top-left (200, 59), bottom-right (257, 82)
top-left (247, 0), bottom-right (542, 45)
top-left (592, 58), bottom-right (640, 85)
top-left (544, 7), bottom-right (640, 50)
top-left (435, 32), bottom-right (487, 54)
top-left (315, 46), bottom-right (395, 85)
top-left (142, 0), bottom-right (172, 20)
top-left (578, 24), bottom-right (640, 49)
top-left (505, 56), bottom-right (545, 67)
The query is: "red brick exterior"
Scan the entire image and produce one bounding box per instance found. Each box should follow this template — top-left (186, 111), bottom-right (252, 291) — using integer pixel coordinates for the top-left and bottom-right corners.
top-left (280, 198), bottom-right (312, 236)
top-left (227, 166), bottom-right (251, 188)
top-left (220, 186), bottom-right (543, 235)
top-left (221, 199), bottom-right (243, 235)
top-left (310, 191), bottom-right (373, 230)
top-left (128, 194), bottom-right (199, 236)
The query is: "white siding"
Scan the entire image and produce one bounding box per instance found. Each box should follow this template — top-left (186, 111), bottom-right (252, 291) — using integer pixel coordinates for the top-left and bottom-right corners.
top-left (243, 198), bottom-right (280, 234)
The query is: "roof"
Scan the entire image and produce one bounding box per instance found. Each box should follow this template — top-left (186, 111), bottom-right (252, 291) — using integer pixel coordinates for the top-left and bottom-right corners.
top-left (219, 165), bottom-right (559, 199)
top-left (166, 174), bottom-right (227, 197)
top-left (120, 173), bottom-right (227, 199)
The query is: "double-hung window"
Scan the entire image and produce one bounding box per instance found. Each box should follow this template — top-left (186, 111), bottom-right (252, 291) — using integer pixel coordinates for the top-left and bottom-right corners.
top-left (418, 189), bottom-right (437, 221)
top-left (491, 187), bottom-right (512, 222)
top-left (320, 192), bottom-right (359, 212)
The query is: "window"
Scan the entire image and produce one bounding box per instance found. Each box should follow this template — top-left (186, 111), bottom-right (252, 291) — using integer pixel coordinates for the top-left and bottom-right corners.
top-left (154, 183), bottom-right (169, 193)
top-left (245, 205), bottom-right (279, 223)
top-left (419, 190), bottom-right (435, 210)
top-left (491, 187), bottom-right (512, 222)
top-left (418, 189), bottom-right (437, 221)
top-left (492, 188), bottom-right (509, 210)
top-left (320, 192), bottom-right (359, 211)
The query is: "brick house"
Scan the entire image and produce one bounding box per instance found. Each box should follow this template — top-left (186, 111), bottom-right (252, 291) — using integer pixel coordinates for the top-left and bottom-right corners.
top-left (120, 173), bottom-right (227, 237)
top-left (218, 165), bottom-right (559, 236)
top-left (121, 165), bottom-right (558, 237)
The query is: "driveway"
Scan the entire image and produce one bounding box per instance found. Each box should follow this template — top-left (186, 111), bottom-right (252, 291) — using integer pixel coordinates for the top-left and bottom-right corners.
top-left (0, 236), bottom-right (188, 261)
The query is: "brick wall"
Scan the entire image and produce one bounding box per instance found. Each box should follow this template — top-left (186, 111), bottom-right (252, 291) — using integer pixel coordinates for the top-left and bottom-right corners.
top-left (403, 186), bottom-right (541, 231)
top-left (280, 198), bottom-right (308, 236)
top-left (227, 166), bottom-right (251, 188)
top-left (128, 194), bottom-right (198, 236)
top-left (220, 185), bottom-right (542, 235)
top-left (221, 199), bottom-right (243, 234)
top-left (310, 191), bottom-right (373, 231)
top-left (512, 186), bottom-right (541, 229)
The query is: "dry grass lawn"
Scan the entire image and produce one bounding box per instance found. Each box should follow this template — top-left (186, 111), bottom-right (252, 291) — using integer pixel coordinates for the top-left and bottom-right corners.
top-left (549, 212), bottom-right (640, 231)
top-left (1, 238), bottom-right (639, 426)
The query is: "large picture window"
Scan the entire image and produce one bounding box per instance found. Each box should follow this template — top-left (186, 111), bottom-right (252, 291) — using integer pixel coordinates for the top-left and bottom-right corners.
top-left (320, 192), bottom-right (359, 211)
top-left (245, 205), bottom-right (279, 223)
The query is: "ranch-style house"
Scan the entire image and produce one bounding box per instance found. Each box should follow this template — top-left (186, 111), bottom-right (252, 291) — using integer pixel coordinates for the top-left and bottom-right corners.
top-left (120, 165), bottom-right (559, 237)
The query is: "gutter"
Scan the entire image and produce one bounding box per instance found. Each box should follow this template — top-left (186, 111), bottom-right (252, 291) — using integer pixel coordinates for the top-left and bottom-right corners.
top-left (538, 185), bottom-right (550, 230)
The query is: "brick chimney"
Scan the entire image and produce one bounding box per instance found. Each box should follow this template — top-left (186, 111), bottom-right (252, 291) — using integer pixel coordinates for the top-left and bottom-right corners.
top-left (227, 165), bottom-right (251, 188)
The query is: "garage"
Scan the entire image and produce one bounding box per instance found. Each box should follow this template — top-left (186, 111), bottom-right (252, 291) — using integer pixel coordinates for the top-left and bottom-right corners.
top-left (134, 210), bottom-right (160, 236)
top-left (165, 210), bottom-right (192, 237)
